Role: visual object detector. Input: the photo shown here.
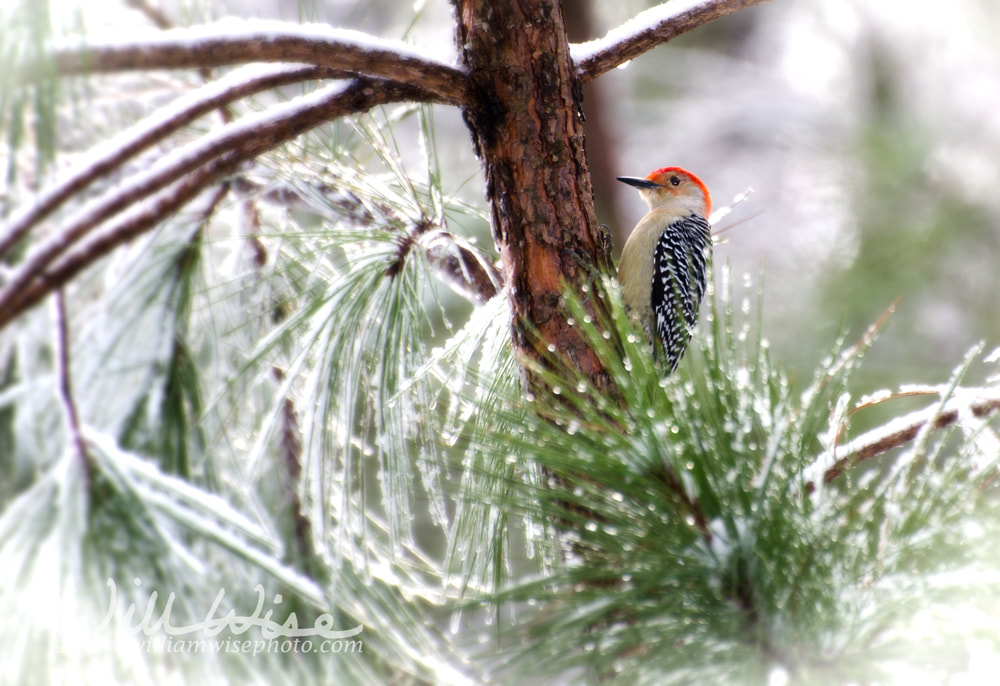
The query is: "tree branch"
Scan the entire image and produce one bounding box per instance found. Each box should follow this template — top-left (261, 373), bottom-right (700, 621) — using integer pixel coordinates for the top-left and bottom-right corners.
top-left (54, 290), bottom-right (91, 480)
top-left (122, 0), bottom-right (174, 31)
top-left (572, 0), bottom-right (772, 83)
top-left (0, 78), bottom-right (432, 329)
top-left (0, 64), bottom-right (349, 260)
top-left (805, 390), bottom-right (1000, 492)
top-left (232, 178), bottom-right (502, 305)
top-left (45, 20), bottom-right (468, 105)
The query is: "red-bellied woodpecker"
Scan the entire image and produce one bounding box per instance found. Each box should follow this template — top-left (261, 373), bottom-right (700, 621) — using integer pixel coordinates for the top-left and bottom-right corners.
top-left (616, 167), bottom-right (712, 373)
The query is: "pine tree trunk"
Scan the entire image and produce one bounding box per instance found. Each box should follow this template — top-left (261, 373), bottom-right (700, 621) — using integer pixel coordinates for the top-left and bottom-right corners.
top-left (452, 0), bottom-right (612, 391)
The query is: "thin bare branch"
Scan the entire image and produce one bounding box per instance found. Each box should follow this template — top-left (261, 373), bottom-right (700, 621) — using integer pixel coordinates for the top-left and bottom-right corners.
top-left (572, 0), bottom-right (772, 83)
top-left (54, 290), bottom-right (91, 480)
top-left (0, 65), bottom-right (348, 260)
top-left (0, 78), bottom-right (430, 329)
top-left (45, 21), bottom-right (468, 105)
top-left (122, 0), bottom-right (232, 109)
top-left (122, 0), bottom-right (174, 31)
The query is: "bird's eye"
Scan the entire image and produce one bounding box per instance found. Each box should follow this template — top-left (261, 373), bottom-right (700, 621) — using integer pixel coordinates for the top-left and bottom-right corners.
top-left (669, 175), bottom-right (681, 186)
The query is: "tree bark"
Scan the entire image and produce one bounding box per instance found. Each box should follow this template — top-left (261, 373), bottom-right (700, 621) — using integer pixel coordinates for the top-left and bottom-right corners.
top-left (564, 1), bottom-right (628, 256)
top-left (453, 0), bottom-right (611, 392)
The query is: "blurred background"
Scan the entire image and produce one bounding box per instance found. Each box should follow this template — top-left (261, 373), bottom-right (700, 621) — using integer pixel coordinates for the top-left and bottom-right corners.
top-left (76, 0), bottom-right (1000, 404)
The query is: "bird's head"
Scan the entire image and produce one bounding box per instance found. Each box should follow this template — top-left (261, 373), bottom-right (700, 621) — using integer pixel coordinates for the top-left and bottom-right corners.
top-left (617, 166), bottom-right (711, 217)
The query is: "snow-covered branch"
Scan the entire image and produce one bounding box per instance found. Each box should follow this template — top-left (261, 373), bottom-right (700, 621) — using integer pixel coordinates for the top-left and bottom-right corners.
top-left (44, 19), bottom-right (467, 105)
top-left (805, 387), bottom-right (1000, 491)
top-left (0, 78), bottom-right (432, 328)
top-left (0, 64), bottom-right (344, 261)
top-left (571, 0), bottom-right (771, 82)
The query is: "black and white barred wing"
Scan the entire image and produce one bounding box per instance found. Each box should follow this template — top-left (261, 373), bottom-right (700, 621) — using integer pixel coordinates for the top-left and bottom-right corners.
top-left (651, 213), bottom-right (712, 372)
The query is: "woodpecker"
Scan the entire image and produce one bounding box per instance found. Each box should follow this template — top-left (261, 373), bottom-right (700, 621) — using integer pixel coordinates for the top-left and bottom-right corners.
top-left (616, 167), bottom-right (712, 373)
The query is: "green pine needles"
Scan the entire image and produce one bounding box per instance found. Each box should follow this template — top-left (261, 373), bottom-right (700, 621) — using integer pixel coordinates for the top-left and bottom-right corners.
top-left (448, 268), bottom-right (1000, 685)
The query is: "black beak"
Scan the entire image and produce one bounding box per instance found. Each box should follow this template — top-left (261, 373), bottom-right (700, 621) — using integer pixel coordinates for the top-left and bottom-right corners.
top-left (616, 176), bottom-right (660, 190)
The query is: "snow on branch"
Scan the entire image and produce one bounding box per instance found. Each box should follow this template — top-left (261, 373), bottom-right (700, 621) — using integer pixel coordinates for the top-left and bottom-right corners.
top-left (0, 64), bottom-right (344, 261)
top-left (43, 19), bottom-right (468, 105)
top-left (804, 386), bottom-right (1000, 491)
top-left (571, 0), bottom-right (771, 82)
top-left (0, 78), bottom-right (432, 329)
